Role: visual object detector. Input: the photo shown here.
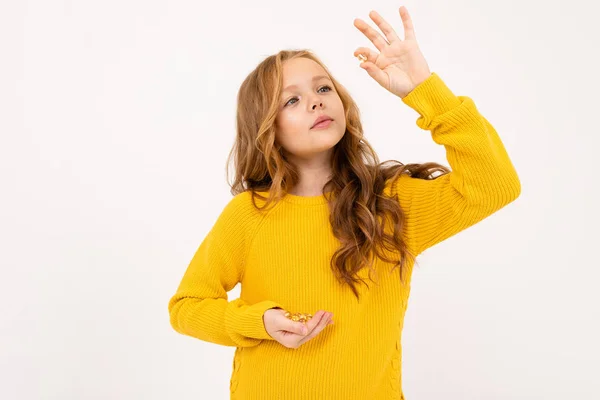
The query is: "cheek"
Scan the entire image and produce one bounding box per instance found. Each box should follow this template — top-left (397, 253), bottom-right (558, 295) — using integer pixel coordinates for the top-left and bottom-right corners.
top-left (284, 113), bottom-right (304, 128)
top-left (277, 112), bottom-right (305, 135)
top-left (336, 99), bottom-right (345, 117)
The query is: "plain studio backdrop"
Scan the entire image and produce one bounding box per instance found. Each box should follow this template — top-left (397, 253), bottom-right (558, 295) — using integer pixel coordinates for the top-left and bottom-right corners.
top-left (1, 0), bottom-right (598, 399)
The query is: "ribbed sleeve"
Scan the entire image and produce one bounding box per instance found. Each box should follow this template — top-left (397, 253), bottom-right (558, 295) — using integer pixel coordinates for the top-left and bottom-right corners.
top-left (168, 193), bottom-right (284, 347)
top-left (393, 72), bottom-right (521, 256)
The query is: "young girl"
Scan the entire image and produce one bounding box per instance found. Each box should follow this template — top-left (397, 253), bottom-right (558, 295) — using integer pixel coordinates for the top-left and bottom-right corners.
top-left (168, 6), bottom-right (520, 399)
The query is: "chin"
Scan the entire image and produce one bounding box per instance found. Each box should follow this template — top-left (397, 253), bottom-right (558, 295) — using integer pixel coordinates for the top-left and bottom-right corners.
top-left (328, 127), bottom-right (345, 143)
top-left (316, 131), bottom-right (344, 150)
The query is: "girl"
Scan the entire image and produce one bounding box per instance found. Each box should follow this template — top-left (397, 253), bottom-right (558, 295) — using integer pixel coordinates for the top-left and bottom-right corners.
top-left (168, 6), bottom-right (520, 399)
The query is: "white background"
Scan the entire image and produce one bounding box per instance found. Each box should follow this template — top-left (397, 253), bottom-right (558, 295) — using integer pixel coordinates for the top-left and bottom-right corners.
top-left (2, 0), bottom-right (599, 399)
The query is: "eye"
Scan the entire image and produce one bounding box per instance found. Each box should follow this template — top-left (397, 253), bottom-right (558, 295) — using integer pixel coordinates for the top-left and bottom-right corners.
top-left (319, 85), bottom-right (333, 94)
top-left (284, 85), bottom-right (333, 107)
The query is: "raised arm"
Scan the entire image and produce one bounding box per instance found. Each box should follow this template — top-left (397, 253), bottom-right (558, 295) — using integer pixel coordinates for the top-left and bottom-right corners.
top-left (392, 73), bottom-right (521, 256)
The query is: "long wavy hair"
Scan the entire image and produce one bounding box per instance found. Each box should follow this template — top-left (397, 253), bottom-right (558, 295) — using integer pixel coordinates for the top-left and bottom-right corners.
top-left (226, 49), bottom-right (450, 300)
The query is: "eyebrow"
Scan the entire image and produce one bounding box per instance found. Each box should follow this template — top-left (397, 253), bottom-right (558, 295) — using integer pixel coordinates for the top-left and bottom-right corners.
top-left (282, 75), bottom-right (331, 93)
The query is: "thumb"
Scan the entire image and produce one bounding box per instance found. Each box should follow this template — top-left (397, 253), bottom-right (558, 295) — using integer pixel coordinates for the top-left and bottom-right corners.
top-left (359, 61), bottom-right (388, 90)
top-left (286, 319), bottom-right (308, 336)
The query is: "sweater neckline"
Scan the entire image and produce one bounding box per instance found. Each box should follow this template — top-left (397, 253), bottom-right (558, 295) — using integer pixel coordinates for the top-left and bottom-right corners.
top-left (282, 191), bottom-right (332, 205)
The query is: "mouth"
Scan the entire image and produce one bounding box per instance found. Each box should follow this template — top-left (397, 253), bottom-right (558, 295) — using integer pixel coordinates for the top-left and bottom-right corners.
top-left (311, 118), bottom-right (334, 129)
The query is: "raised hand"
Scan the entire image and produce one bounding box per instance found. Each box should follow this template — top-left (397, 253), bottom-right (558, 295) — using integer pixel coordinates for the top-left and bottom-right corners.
top-left (353, 6), bottom-right (432, 99)
top-left (263, 308), bottom-right (334, 349)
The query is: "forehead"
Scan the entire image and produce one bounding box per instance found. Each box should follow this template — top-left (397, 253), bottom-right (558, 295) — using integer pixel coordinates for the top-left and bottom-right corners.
top-left (281, 58), bottom-right (330, 93)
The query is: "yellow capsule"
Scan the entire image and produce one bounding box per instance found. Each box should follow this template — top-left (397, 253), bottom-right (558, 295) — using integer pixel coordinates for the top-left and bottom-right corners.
top-left (284, 311), bottom-right (314, 322)
top-left (357, 54), bottom-right (367, 62)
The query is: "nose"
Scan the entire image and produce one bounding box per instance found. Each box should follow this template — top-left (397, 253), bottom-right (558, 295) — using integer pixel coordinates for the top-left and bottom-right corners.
top-left (312, 101), bottom-right (323, 110)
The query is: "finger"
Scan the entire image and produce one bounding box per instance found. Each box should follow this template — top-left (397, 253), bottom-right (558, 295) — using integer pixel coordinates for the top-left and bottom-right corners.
top-left (353, 47), bottom-right (378, 64)
top-left (399, 6), bottom-right (416, 41)
top-left (358, 58), bottom-right (389, 90)
top-left (353, 18), bottom-right (389, 53)
top-left (303, 311), bottom-right (327, 334)
top-left (298, 312), bottom-right (331, 345)
top-left (284, 316), bottom-right (310, 336)
top-left (278, 314), bottom-right (321, 348)
top-left (368, 10), bottom-right (401, 43)
top-left (298, 315), bottom-right (329, 346)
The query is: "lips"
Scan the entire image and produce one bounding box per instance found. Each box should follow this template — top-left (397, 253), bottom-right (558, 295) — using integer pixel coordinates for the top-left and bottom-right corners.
top-left (311, 115), bottom-right (333, 128)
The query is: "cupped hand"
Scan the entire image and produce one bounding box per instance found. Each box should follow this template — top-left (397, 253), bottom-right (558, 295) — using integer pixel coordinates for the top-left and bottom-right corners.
top-left (263, 308), bottom-right (334, 349)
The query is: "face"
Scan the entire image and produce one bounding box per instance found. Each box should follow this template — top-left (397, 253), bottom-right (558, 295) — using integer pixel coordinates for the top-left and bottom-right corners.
top-left (274, 57), bottom-right (346, 161)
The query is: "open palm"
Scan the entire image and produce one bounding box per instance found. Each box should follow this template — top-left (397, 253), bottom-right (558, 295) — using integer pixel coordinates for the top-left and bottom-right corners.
top-left (353, 6), bottom-right (432, 99)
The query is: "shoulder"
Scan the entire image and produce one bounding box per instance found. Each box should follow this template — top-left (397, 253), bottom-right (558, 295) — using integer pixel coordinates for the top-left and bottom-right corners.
top-left (383, 173), bottom-right (416, 207)
top-left (213, 190), bottom-right (274, 235)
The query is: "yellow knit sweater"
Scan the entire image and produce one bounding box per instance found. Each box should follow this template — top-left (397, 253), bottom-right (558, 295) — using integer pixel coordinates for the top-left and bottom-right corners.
top-left (168, 72), bottom-right (521, 400)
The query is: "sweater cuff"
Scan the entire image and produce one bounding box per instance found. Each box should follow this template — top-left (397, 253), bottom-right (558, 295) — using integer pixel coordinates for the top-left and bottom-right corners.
top-left (233, 300), bottom-right (285, 341)
top-left (401, 72), bottom-right (462, 120)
